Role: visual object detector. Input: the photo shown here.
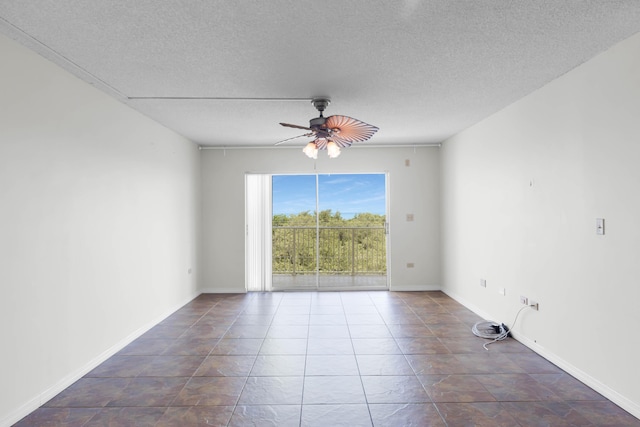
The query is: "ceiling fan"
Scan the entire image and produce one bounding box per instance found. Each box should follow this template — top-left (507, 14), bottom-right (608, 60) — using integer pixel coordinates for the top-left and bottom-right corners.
top-left (277, 98), bottom-right (379, 159)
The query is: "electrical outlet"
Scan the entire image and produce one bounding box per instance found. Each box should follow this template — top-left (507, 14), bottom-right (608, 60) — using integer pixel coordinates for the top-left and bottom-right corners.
top-left (520, 295), bottom-right (528, 305)
top-left (529, 300), bottom-right (539, 310)
top-left (480, 279), bottom-right (486, 288)
top-left (406, 262), bottom-right (414, 268)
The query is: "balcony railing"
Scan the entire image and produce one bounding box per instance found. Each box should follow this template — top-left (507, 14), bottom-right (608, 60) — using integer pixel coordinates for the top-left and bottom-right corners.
top-left (272, 226), bottom-right (387, 276)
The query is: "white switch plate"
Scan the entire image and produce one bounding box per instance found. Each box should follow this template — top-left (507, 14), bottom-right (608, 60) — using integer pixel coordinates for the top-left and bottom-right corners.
top-left (596, 218), bottom-right (605, 235)
top-left (498, 288), bottom-right (506, 296)
top-left (480, 279), bottom-right (486, 288)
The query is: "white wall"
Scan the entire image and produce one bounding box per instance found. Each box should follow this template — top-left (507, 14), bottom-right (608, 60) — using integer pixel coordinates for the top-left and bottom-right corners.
top-left (0, 34), bottom-right (201, 425)
top-left (441, 32), bottom-right (640, 416)
top-left (201, 146), bottom-right (440, 292)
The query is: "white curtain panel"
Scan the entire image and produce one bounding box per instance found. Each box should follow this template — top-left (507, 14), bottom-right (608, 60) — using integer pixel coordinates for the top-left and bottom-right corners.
top-left (245, 174), bottom-right (272, 292)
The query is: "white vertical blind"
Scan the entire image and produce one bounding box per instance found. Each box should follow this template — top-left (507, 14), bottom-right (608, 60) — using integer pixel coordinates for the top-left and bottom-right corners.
top-left (245, 174), bottom-right (272, 291)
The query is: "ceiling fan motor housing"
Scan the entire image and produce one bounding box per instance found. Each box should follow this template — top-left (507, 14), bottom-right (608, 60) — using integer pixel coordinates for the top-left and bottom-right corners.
top-left (309, 116), bottom-right (330, 138)
top-left (309, 116), bottom-right (327, 127)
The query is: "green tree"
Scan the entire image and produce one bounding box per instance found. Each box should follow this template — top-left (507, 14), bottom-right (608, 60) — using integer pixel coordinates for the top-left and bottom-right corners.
top-left (272, 214), bottom-right (289, 227)
top-left (272, 210), bottom-right (387, 275)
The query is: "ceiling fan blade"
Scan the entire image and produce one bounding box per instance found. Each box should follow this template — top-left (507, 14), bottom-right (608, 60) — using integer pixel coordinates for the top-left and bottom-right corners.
top-left (274, 133), bottom-right (313, 146)
top-left (314, 138), bottom-right (329, 150)
top-left (331, 138), bottom-right (353, 149)
top-left (280, 122), bottom-right (314, 131)
top-left (325, 115), bottom-right (379, 145)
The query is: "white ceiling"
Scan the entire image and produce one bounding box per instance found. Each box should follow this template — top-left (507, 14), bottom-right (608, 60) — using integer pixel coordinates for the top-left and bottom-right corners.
top-left (2, 1), bottom-right (640, 148)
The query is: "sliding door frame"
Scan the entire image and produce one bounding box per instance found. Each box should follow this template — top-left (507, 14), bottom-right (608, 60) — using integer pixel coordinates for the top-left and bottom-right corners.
top-left (246, 172), bottom-right (390, 291)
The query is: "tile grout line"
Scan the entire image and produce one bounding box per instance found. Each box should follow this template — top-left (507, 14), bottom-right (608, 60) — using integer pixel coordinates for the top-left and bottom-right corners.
top-left (298, 293), bottom-right (313, 427)
top-left (344, 291), bottom-right (375, 427)
top-left (229, 292), bottom-right (284, 426)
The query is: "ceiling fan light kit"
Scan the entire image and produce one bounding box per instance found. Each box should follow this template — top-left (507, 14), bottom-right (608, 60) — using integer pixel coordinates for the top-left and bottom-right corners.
top-left (303, 141), bottom-right (319, 159)
top-left (326, 141), bottom-right (341, 158)
top-left (279, 98), bottom-right (379, 159)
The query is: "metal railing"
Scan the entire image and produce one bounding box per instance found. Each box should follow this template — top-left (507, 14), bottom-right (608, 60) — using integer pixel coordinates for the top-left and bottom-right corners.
top-left (272, 226), bottom-right (387, 275)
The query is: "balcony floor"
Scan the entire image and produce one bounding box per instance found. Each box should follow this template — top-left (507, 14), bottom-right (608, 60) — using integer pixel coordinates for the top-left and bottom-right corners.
top-left (272, 274), bottom-right (388, 291)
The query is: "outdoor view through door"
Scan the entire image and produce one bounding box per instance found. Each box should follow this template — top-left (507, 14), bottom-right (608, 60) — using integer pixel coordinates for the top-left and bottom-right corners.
top-left (272, 173), bottom-right (388, 290)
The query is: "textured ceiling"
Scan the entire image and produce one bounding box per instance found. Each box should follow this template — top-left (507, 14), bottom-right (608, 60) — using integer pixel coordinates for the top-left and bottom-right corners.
top-left (2, 1), bottom-right (640, 147)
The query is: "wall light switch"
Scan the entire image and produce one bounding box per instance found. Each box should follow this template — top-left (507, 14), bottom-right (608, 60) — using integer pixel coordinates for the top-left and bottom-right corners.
top-left (406, 214), bottom-right (414, 222)
top-left (596, 218), bottom-right (605, 235)
top-left (405, 159), bottom-right (411, 167)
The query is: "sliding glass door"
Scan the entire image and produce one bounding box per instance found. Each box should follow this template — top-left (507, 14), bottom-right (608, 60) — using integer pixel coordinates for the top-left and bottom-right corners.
top-left (271, 174), bottom-right (318, 290)
top-left (271, 173), bottom-right (388, 291)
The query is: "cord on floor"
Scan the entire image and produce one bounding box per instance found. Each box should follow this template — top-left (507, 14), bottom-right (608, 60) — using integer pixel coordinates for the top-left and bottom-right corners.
top-left (472, 305), bottom-right (530, 350)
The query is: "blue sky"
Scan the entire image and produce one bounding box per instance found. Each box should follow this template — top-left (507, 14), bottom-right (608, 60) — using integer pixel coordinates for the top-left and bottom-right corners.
top-left (272, 174), bottom-right (386, 218)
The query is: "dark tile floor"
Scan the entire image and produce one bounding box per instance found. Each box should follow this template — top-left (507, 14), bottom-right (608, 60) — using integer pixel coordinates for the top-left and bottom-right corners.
top-left (15, 291), bottom-right (640, 426)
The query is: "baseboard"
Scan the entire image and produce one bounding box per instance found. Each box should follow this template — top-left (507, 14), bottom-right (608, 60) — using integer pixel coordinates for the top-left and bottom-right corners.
top-left (200, 286), bottom-right (247, 294)
top-left (513, 333), bottom-right (640, 420)
top-left (441, 289), bottom-right (640, 420)
top-left (389, 283), bottom-right (442, 292)
top-left (2, 291), bottom-right (200, 427)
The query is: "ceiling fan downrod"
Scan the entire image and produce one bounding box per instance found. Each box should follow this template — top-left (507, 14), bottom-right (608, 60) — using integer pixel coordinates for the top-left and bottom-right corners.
top-left (311, 97), bottom-right (330, 117)
top-left (309, 98), bottom-right (331, 133)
